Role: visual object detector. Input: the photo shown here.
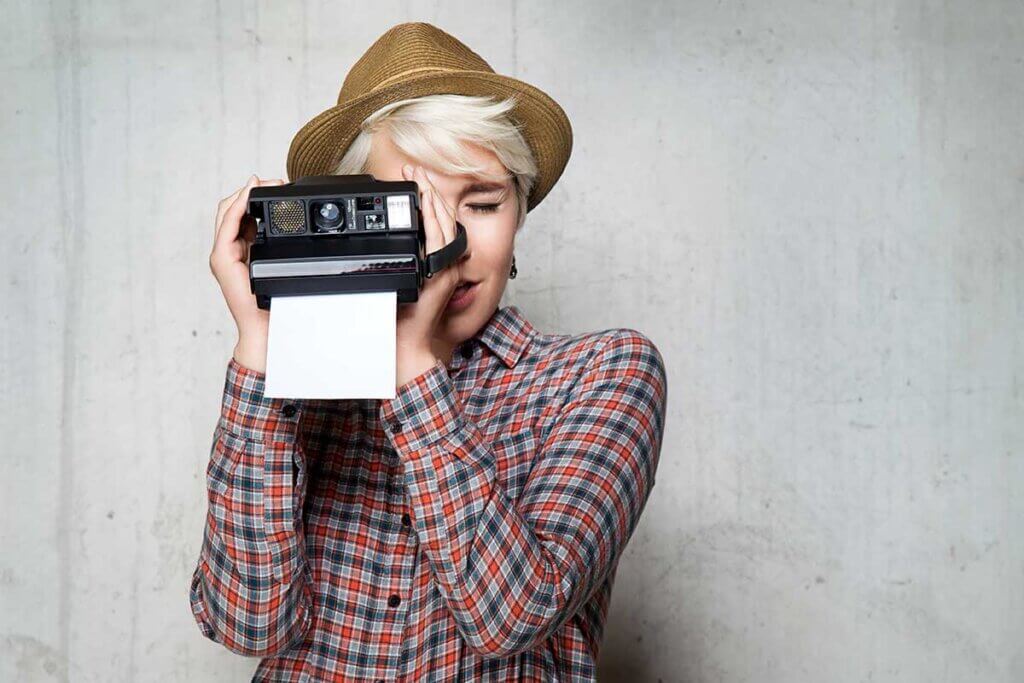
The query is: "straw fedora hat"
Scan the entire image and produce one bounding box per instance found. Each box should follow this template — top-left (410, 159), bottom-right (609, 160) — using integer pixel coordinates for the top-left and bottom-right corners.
top-left (286, 21), bottom-right (572, 213)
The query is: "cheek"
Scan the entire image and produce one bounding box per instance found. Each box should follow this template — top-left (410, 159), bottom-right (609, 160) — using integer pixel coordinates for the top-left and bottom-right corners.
top-left (467, 230), bottom-right (514, 276)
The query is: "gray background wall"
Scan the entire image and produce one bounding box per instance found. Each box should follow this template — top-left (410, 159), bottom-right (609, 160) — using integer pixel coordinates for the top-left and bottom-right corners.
top-left (2, 0), bottom-right (1021, 681)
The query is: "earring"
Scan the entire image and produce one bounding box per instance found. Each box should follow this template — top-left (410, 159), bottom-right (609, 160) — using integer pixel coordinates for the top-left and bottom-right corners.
top-left (509, 255), bottom-right (518, 279)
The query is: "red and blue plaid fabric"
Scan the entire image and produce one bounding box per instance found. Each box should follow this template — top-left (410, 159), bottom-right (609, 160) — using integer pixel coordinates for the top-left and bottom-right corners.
top-left (190, 305), bottom-right (668, 681)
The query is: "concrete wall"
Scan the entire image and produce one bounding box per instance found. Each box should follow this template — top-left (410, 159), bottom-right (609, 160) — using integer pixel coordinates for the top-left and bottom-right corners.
top-left (2, 1), bottom-right (1021, 680)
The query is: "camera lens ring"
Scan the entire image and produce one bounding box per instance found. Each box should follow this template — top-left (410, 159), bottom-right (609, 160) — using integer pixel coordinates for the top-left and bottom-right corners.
top-left (312, 200), bottom-right (345, 232)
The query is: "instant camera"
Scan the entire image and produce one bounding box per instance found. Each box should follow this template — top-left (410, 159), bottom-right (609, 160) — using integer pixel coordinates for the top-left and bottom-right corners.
top-left (245, 175), bottom-right (467, 310)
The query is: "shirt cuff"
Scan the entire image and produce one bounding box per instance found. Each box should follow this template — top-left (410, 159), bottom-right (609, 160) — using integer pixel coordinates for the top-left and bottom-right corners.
top-left (379, 358), bottom-right (465, 454)
top-left (220, 356), bottom-right (302, 442)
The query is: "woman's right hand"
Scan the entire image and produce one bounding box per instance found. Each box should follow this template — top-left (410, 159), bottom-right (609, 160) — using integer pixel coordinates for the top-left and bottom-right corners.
top-left (209, 174), bottom-right (286, 374)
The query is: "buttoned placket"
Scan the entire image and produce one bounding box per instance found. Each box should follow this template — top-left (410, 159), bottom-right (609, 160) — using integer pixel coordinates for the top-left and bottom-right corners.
top-left (375, 351), bottom-right (473, 680)
top-left (379, 430), bottom-right (419, 682)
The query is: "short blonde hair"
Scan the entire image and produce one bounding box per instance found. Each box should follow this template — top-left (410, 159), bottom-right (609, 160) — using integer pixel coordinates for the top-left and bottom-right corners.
top-left (334, 94), bottom-right (538, 232)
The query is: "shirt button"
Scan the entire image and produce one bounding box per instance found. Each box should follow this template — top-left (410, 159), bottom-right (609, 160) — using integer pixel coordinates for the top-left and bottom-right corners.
top-left (401, 513), bottom-right (411, 527)
top-left (387, 594), bottom-right (401, 608)
top-left (280, 403), bottom-right (297, 417)
top-left (389, 420), bottom-right (403, 434)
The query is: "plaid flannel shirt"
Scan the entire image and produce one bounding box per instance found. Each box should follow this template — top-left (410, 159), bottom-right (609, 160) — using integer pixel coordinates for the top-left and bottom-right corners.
top-left (189, 305), bottom-right (668, 681)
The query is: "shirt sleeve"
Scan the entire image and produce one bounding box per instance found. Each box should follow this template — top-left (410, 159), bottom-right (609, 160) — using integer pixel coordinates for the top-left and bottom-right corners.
top-left (378, 329), bottom-right (668, 658)
top-left (188, 357), bottom-right (319, 657)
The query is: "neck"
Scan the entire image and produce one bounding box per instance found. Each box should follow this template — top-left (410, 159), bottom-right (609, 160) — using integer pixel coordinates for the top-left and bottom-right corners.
top-left (431, 338), bottom-right (457, 368)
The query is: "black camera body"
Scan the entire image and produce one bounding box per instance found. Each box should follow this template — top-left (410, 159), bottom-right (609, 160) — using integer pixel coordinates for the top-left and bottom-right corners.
top-left (245, 175), bottom-right (466, 310)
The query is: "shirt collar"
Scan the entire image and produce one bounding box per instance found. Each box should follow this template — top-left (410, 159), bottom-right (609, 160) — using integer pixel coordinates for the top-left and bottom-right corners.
top-left (461, 305), bottom-right (536, 368)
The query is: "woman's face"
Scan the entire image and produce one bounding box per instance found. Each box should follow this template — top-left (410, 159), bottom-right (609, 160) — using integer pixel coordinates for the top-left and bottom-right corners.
top-left (365, 131), bottom-right (519, 357)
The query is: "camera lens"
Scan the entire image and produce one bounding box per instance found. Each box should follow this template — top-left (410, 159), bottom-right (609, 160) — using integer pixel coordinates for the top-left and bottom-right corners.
top-left (313, 201), bottom-right (345, 232)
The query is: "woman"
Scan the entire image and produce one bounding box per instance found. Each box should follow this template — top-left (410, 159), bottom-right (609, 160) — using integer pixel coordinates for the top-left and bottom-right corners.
top-left (191, 22), bottom-right (668, 682)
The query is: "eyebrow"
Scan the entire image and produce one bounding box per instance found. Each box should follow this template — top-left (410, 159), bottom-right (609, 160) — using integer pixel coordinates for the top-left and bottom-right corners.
top-left (459, 181), bottom-right (509, 199)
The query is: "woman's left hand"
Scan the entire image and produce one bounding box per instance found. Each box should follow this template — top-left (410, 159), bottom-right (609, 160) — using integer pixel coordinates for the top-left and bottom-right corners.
top-left (394, 164), bottom-right (463, 388)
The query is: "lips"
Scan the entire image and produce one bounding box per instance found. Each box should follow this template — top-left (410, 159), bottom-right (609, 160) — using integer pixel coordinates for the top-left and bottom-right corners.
top-left (447, 280), bottom-right (478, 310)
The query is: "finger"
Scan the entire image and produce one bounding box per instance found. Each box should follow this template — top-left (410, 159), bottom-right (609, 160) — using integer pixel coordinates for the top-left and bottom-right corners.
top-left (424, 169), bottom-right (456, 223)
top-left (420, 185), bottom-right (444, 256)
top-left (215, 175), bottom-right (255, 243)
top-left (222, 178), bottom-right (287, 248)
top-left (216, 176), bottom-right (280, 229)
top-left (433, 190), bottom-right (453, 245)
top-left (420, 167), bottom-right (455, 241)
top-left (404, 165), bottom-right (432, 244)
top-left (215, 174), bottom-right (258, 250)
top-left (404, 164), bottom-right (428, 213)
top-left (215, 185), bottom-right (246, 236)
top-left (417, 167), bottom-right (454, 245)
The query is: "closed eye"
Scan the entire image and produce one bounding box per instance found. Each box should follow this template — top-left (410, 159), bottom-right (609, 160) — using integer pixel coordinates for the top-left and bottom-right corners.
top-left (467, 203), bottom-right (501, 214)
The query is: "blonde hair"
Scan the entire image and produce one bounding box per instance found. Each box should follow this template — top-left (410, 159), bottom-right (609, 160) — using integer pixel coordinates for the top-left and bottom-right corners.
top-left (334, 94), bottom-right (538, 232)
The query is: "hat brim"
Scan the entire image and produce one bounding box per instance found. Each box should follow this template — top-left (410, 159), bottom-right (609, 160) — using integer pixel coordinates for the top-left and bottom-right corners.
top-left (286, 71), bottom-right (572, 213)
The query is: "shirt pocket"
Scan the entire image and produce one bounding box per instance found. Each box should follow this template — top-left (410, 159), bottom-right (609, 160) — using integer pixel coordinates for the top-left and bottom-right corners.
top-left (261, 440), bottom-right (298, 545)
top-left (489, 427), bottom-right (539, 502)
top-left (206, 427), bottom-right (248, 499)
top-left (204, 431), bottom-right (276, 581)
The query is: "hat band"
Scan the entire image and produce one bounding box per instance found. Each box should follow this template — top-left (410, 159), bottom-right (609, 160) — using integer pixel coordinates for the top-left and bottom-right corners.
top-left (369, 65), bottom-right (461, 92)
